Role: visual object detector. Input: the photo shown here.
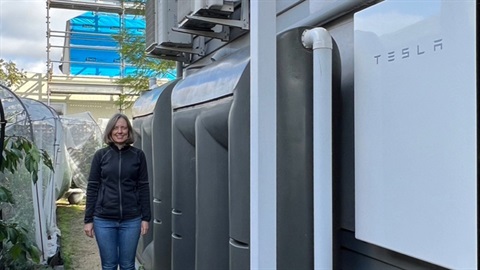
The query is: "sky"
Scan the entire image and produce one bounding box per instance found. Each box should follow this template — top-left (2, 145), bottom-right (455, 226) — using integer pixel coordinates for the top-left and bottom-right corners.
top-left (0, 0), bottom-right (83, 74)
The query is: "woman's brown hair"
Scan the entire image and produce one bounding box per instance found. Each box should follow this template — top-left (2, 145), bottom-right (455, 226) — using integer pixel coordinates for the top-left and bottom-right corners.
top-left (103, 113), bottom-right (135, 145)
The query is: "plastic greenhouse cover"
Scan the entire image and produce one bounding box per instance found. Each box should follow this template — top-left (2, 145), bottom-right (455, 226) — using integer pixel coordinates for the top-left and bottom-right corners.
top-left (0, 85), bottom-right (42, 259)
top-left (21, 98), bottom-right (71, 199)
top-left (20, 98), bottom-right (70, 259)
top-left (61, 111), bottom-right (103, 191)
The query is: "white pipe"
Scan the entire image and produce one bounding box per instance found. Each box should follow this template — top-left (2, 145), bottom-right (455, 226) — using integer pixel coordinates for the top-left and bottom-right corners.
top-left (302, 27), bottom-right (333, 270)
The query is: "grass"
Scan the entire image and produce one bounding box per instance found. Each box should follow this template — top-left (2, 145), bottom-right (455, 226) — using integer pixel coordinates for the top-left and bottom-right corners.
top-left (56, 198), bottom-right (86, 269)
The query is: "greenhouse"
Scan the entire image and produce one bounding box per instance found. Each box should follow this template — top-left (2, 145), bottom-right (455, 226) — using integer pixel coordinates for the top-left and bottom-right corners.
top-left (0, 83), bottom-right (104, 264)
top-left (62, 111), bottom-right (103, 193)
top-left (0, 84), bottom-right (58, 264)
top-left (21, 97), bottom-right (72, 262)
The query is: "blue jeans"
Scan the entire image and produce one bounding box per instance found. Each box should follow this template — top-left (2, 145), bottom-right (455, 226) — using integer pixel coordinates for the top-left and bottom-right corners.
top-left (93, 216), bottom-right (141, 270)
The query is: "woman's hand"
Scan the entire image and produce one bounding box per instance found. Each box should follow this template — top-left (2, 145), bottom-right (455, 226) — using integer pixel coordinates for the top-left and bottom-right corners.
top-left (84, 223), bottom-right (94, 238)
top-left (141, 221), bottom-right (149, 236)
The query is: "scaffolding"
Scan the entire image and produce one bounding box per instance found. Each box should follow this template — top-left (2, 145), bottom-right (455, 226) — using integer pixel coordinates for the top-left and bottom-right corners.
top-left (45, 0), bottom-right (144, 105)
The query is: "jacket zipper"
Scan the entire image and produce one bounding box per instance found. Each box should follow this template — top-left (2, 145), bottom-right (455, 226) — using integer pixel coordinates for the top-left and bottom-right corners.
top-left (118, 150), bottom-right (123, 219)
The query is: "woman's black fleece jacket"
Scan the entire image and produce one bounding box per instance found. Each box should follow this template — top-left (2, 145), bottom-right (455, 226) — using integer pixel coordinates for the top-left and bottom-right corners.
top-left (84, 144), bottom-right (151, 224)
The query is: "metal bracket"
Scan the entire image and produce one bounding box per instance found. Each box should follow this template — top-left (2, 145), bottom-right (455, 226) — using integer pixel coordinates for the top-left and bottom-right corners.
top-left (181, 0), bottom-right (249, 30)
top-left (185, 14), bottom-right (247, 29)
top-left (172, 26), bottom-right (230, 42)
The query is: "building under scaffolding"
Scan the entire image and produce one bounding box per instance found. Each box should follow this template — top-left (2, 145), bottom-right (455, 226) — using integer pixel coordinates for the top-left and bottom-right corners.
top-left (45, 0), bottom-right (173, 114)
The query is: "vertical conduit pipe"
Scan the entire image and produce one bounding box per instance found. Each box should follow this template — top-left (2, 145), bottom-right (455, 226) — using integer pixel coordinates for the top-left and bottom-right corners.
top-left (251, 0), bottom-right (277, 269)
top-left (301, 27), bottom-right (333, 269)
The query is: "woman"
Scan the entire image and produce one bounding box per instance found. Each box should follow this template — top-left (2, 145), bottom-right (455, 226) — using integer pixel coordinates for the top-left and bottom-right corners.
top-left (84, 113), bottom-right (151, 270)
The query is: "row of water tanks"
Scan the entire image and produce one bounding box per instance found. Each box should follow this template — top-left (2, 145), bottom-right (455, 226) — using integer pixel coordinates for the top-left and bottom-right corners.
top-left (133, 28), bottom-right (315, 270)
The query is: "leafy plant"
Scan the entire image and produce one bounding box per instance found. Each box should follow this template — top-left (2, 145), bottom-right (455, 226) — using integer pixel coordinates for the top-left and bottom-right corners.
top-left (0, 135), bottom-right (54, 269)
top-left (0, 221), bottom-right (41, 269)
top-left (0, 136), bottom-right (53, 184)
top-left (0, 59), bottom-right (26, 88)
top-left (112, 2), bottom-right (176, 110)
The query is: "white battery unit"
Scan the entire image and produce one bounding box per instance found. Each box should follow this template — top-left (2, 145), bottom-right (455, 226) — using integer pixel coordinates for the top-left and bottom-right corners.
top-left (354, 1), bottom-right (477, 269)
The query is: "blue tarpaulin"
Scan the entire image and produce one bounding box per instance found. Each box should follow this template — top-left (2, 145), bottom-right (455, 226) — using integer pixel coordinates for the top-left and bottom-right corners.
top-left (65, 11), bottom-right (175, 79)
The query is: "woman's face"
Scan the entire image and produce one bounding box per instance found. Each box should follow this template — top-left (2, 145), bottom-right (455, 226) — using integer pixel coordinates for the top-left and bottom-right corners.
top-left (111, 117), bottom-right (129, 145)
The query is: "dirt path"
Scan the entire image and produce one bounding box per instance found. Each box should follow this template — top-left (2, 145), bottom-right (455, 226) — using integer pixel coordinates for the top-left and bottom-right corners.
top-left (56, 199), bottom-right (101, 270)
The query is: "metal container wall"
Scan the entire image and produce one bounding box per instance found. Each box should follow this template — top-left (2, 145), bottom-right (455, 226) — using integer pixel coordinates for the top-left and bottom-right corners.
top-left (132, 80), bottom-right (178, 270)
top-left (171, 48), bottom-right (250, 270)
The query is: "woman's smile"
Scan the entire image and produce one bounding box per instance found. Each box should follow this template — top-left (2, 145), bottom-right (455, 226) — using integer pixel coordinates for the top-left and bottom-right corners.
top-left (112, 118), bottom-right (129, 145)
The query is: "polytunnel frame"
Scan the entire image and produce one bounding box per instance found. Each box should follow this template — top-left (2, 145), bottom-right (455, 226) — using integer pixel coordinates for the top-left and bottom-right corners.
top-left (0, 84), bottom-right (56, 264)
top-left (21, 97), bottom-right (69, 261)
top-left (0, 91), bottom-right (5, 168)
top-left (21, 97), bottom-right (63, 183)
top-left (0, 83), bottom-right (36, 181)
top-left (0, 86), bottom-right (36, 221)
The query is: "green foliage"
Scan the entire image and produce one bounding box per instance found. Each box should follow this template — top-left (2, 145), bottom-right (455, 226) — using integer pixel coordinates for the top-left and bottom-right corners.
top-left (112, 8), bottom-right (176, 110)
top-left (1, 135), bottom-right (54, 269)
top-left (0, 136), bottom-right (54, 184)
top-left (123, 0), bottom-right (145, 16)
top-left (0, 59), bottom-right (27, 88)
top-left (0, 221), bottom-right (41, 269)
top-left (0, 187), bottom-right (14, 204)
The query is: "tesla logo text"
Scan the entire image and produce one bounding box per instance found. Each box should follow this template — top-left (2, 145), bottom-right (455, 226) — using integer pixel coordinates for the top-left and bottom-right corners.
top-left (374, 39), bottom-right (443, 64)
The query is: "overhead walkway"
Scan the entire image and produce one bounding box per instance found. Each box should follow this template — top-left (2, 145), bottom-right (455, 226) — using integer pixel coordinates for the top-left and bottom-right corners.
top-left (47, 74), bottom-right (168, 95)
top-left (48, 74), bottom-right (123, 95)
